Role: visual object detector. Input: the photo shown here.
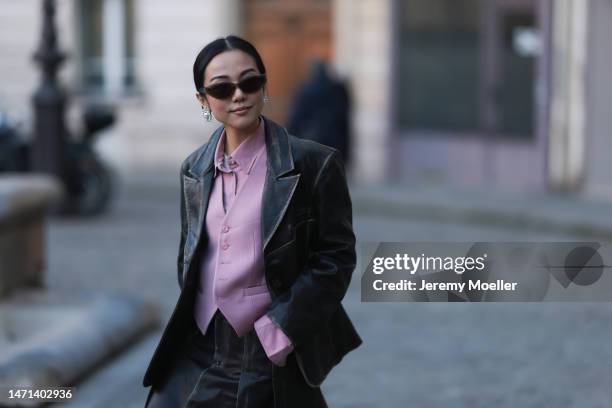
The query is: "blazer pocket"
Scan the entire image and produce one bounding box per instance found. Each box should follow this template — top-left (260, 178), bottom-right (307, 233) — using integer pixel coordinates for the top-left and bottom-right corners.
top-left (266, 236), bottom-right (296, 258)
top-left (294, 207), bottom-right (311, 222)
top-left (243, 284), bottom-right (270, 296)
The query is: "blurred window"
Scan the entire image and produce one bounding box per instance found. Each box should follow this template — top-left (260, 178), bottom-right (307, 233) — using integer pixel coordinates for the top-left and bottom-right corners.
top-left (398, 0), bottom-right (481, 131)
top-left (78, 0), bottom-right (137, 96)
top-left (397, 0), bottom-right (537, 138)
top-left (498, 12), bottom-right (536, 135)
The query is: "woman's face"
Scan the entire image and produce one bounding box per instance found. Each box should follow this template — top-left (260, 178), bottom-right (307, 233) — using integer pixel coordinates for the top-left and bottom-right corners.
top-left (196, 49), bottom-right (265, 133)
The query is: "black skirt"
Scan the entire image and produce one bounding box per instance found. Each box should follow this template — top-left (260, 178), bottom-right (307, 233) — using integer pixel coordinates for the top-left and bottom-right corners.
top-left (145, 310), bottom-right (274, 407)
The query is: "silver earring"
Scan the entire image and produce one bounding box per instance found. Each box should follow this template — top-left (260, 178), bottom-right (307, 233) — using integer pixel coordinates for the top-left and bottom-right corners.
top-left (263, 95), bottom-right (270, 103)
top-left (202, 106), bottom-right (212, 122)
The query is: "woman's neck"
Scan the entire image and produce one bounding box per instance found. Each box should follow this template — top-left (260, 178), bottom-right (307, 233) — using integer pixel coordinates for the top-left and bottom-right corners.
top-left (224, 117), bottom-right (261, 155)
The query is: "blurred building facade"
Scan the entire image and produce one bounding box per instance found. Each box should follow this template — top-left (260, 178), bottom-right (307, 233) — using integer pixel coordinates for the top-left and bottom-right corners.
top-left (1, 0), bottom-right (611, 197)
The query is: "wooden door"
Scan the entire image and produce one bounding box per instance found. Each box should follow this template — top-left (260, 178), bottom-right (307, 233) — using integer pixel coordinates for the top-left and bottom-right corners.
top-left (243, 0), bottom-right (332, 124)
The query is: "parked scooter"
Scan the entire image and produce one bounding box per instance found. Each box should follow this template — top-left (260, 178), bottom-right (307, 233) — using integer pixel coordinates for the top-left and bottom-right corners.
top-left (0, 104), bottom-right (116, 216)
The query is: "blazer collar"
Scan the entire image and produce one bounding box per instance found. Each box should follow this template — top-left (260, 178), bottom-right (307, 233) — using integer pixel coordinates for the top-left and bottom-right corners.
top-left (187, 115), bottom-right (295, 180)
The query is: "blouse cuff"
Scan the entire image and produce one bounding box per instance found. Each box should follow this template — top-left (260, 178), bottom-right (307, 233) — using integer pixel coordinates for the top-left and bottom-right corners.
top-left (254, 314), bottom-right (294, 367)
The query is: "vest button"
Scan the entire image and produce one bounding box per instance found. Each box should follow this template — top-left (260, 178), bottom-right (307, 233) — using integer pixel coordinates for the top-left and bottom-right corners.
top-left (222, 225), bottom-right (230, 233)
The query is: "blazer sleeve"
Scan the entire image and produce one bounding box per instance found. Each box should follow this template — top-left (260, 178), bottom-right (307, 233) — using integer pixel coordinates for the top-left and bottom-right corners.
top-left (265, 149), bottom-right (356, 345)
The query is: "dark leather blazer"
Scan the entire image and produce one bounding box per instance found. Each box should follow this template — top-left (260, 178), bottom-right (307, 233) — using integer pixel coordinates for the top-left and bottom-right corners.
top-left (143, 116), bottom-right (361, 389)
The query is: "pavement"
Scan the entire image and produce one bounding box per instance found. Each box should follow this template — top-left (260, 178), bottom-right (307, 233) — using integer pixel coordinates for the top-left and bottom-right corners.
top-left (0, 290), bottom-right (158, 404)
top-left (351, 181), bottom-right (612, 239)
top-left (5, 170), bottom-right (612, 407)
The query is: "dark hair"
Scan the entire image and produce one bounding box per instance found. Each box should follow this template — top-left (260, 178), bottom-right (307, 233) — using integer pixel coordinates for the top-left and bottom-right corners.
top-left (193, 35), bottom-right (266, 95)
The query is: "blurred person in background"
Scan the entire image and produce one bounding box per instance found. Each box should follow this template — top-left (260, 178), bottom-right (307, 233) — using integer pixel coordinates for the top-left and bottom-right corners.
top-left (143, 35), bottom-right (361, 407)
top-left (287, 59), bottom-right (352, 168)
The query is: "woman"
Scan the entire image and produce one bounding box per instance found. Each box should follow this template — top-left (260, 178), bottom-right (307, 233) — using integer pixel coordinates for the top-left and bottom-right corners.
top-left (143, 35), bottom-right (361, 407)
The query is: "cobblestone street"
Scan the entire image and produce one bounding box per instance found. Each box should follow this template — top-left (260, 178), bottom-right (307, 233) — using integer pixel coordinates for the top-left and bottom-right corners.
top-left (46, 173), bottom-right (612, 407)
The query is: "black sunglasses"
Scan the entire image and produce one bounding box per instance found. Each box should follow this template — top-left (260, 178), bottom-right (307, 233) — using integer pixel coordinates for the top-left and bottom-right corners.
top-left (200, 74), bottom-right (267, 99)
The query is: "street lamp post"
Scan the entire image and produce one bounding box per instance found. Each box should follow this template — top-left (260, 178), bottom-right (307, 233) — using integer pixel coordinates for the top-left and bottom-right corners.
top-left (31, 0), bottom-right (68, 184)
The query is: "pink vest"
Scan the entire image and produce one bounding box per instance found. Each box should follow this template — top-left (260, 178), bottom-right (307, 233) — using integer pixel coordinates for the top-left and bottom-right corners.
top-left (193, 143), bottom-right (271, 337)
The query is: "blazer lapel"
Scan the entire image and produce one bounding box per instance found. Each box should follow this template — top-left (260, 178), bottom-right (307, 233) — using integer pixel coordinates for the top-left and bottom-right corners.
top-left (182, 125), bottom-right (223, 267)
top-left (261, 116), bottom-right (300, 253)
top-left (182, 116), bottom-right (298, 262)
